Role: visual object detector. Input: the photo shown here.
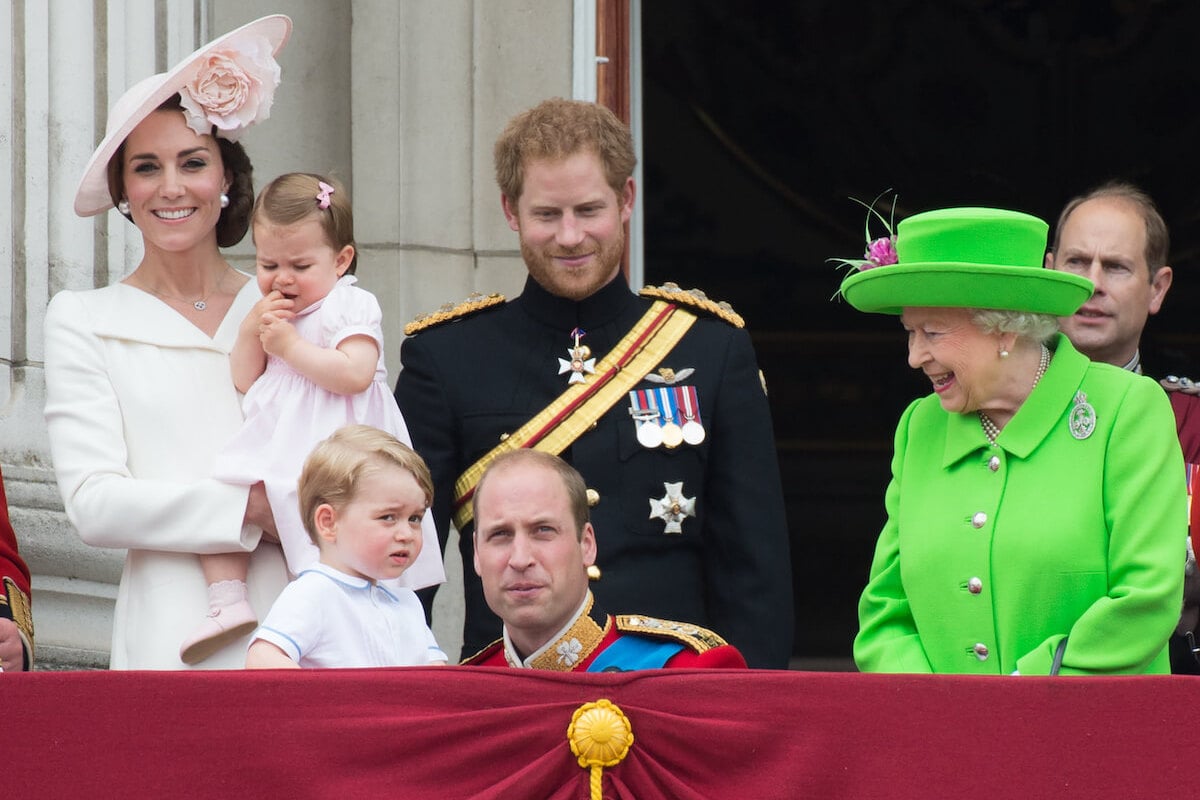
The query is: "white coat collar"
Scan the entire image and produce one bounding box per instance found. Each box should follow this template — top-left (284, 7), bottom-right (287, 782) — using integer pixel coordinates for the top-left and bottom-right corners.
top-left (87, 275), bottom-right (259, 351)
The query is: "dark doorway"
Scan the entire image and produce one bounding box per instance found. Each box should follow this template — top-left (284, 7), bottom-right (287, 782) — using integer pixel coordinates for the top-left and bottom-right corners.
top-left (640, 0), bottom-right (1200, 665)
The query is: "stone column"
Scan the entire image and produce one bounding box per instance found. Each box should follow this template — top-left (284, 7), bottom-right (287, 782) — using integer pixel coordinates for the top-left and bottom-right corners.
top-left (7, 0), bottom-right (582, 666)
top-left (11, 0), bottom-right (345, 666)
top-left (349, 0), bottom-right (574, 659)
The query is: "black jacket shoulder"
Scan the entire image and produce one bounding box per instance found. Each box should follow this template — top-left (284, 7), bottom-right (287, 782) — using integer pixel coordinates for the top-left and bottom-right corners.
top-left (404, 292), bottom-right (506, 336)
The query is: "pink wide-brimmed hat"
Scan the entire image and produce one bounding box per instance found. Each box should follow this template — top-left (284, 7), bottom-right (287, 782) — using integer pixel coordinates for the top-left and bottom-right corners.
top-left (73, 14), bottom-right (291, 217)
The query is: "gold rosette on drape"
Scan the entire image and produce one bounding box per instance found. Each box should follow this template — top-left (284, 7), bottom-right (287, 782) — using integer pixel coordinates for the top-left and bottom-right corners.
top-left (568, 699), bottom-right (634, 800)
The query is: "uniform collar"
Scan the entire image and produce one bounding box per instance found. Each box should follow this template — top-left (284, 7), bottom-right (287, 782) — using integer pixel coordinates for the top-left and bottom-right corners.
top-left (1121, 349), bottom-right (1142, 374)
top-left (502, 591), bottom-right (611, 670)
top-left (516, 273), bottom-right (638, 331)
top-left (942, 333), bottom-right (1090, 467)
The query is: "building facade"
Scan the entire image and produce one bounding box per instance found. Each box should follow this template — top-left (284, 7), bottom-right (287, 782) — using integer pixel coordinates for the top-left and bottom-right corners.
top-left (6, 0), bottom-right (633, 665)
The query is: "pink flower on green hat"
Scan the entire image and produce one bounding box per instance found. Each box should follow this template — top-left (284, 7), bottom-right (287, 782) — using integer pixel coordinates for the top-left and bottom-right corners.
top-left (828, 191), bottom-right (899, 276)
top-left (179, 33), bottom-right (281, 142)
top-left (865, 236), bottom-right (898, 268)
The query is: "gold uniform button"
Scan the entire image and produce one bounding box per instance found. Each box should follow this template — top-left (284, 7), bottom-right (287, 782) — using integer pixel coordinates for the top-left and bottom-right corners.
top-left (587, 565), bottom-right (602, 581)
top-left (586, 488), bottom-right (600, 507)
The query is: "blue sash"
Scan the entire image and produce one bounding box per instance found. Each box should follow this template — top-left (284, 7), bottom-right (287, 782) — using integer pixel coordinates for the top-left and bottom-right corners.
top-left (587, 634), bottom-right (685, 672)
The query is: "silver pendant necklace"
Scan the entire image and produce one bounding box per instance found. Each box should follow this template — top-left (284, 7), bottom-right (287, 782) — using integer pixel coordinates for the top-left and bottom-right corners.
top-left (142, 266), bottom-right (232, 311)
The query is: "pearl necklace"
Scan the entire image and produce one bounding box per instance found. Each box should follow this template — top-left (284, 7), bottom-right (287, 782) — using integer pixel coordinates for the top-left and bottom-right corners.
top-left (141, 266), bottom-right (233, 311)
top-left (979, 344), bottom-right (1050, 444)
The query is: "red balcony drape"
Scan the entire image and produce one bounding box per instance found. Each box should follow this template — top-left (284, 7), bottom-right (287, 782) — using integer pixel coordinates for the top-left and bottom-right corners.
top-left (8, 667), bottom-right (1194, 797)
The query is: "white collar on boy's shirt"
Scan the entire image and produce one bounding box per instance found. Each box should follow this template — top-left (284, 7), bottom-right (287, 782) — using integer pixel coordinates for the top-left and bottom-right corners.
top-left (296, 561), bottom-right (401, 603)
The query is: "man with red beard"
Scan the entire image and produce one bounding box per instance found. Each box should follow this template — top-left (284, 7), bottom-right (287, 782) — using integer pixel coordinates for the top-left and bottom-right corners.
top-left (1046, 181), bottom-right (1200, 673)
top-left (396, 98), bottom-right (791, 668)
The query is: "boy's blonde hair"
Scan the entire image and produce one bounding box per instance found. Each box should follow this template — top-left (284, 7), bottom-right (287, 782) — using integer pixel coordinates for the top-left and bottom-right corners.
top-left (298, 425), bottom-right (433, 546)
top-left (251, 172), bottom-right (358, 274)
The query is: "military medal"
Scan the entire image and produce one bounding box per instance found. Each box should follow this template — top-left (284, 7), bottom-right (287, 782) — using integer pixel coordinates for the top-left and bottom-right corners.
top-left (657, 388), bottom-right (684, 449)
top-left (660, 424), bottom-right (683, 449)
top-left (679, 385), bottom-right (706, 445)
top-left (628, 390), bottom-right (663, 448)
top-left (1069, 391), bottom-right (1096, 440)
top-left (558, 327), bottom-right (596, 385)
top-left (649, 481), bottom-right (697, 534)
top-left (638, 416), bottom-right (663, 448)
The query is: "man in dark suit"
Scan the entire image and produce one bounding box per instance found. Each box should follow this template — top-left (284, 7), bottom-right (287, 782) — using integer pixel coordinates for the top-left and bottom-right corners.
top-left (396, 98), bottom-right (792, 668)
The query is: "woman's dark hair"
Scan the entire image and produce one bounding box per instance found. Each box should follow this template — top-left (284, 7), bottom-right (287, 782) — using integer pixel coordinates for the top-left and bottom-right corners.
top-left (215, 137), bottom-right (254, 247)
top-left (104, 93), bottom-right (255, 248)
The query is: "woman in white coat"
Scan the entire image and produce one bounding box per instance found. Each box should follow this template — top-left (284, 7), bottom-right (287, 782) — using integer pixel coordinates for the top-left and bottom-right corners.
top-left (44, 16), bottom-right (293, 669)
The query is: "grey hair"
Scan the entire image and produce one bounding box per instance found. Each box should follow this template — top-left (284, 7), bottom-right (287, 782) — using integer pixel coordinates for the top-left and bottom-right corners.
top-left (970, 309), bottom-right (1059, 344)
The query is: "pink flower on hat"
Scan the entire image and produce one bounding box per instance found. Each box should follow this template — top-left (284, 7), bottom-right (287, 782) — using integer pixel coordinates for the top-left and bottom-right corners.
top-left (864, 236), bottom-right (898, 268)
top-left (179, 33), bottom-right (281, 142)
top-left (828, 190), bottom-right (900, 276)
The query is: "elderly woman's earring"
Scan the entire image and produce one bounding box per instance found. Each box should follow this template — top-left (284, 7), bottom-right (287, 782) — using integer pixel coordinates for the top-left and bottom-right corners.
top-left (117, 199), bottom-right (130, 215)
top-left (219, 193), bottom-right (230, 209)
top-left (999, 348), bottom-right (1010, 359)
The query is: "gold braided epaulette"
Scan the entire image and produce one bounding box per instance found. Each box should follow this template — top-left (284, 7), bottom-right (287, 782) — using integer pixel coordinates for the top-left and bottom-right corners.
top-left (638, 282), bottom-right (745, 328)
top-left (615, 614), bottom-right (729, 653)
top-left (459, 638), bottom-right (504, 665)
top-left (404, 292), bottom-right (506, 336)
top-left (2, 576), bottom-right (32, 659)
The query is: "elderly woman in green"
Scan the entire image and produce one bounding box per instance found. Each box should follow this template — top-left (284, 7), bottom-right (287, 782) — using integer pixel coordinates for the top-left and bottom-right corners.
top-left (840, 207), bottom-right (1185, 675)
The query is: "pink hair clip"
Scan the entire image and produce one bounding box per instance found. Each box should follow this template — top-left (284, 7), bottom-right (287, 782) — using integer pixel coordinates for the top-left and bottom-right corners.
top-left (316, 181), bottom-right (335, 209)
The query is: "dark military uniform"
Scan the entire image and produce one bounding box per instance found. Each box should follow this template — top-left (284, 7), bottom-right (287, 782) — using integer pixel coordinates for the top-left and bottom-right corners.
top-left (461, 593), bottom-right (747, 670)
top-left (396, 274), bottom-right (792, 668)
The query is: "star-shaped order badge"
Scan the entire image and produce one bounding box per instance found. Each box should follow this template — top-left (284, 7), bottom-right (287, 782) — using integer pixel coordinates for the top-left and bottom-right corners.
top-left (649, 481), bottom-right (696, 535)
top-left (558, 327), bottom-right (596, 385)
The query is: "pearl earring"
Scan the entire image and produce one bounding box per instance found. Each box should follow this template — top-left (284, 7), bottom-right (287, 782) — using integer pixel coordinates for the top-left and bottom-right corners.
top-left (999, 349), bottom-right (1010, 359)
top-left (219, 193), bottom-right (230, 209)
top-left (117, 199), bottom-right (130, 215)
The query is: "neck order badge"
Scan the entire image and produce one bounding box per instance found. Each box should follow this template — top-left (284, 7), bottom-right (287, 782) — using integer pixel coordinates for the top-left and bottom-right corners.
top-left (558, 327), bottom-right (596, 385)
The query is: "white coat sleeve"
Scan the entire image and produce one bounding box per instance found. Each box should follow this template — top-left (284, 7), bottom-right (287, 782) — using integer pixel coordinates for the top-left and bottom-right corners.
top-left (43, 291), bottom-right (259, 554)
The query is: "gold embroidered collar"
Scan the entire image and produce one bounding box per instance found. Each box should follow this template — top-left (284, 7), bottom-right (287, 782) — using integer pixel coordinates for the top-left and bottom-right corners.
top-left (503, 592), bottom-right (611, 671)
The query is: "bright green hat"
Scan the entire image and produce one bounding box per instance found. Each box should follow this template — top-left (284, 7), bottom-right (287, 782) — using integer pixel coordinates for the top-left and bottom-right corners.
top-left (838, 207), bottom-right (1093, 316)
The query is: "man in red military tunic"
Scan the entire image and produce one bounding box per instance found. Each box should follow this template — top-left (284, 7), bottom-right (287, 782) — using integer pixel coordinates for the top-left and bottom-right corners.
top-left (0, 467), bottom-right (33, 671)
top-left (1046, 181), bottom-right (1200, 673)
top-left (462, 450), bottom-right (745, 670)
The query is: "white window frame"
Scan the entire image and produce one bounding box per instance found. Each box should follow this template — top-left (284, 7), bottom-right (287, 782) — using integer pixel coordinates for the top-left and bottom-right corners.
top-left (572, 0), bottom-right (644, 289)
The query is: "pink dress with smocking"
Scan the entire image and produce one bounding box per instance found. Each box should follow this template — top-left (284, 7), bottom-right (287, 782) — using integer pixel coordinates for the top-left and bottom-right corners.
top-left (214, 275), bottom-right (444, 589)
